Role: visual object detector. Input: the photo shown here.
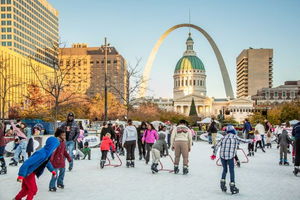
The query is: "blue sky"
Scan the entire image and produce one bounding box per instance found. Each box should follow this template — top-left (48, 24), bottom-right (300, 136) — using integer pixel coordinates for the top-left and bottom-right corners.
top-left (48, 0), bottom-right (300, 98)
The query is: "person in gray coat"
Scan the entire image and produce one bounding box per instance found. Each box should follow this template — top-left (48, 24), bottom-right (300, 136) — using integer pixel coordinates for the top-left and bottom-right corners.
top-left (278, 129), bottom-right (292, 165)
top-left (151, 133), bottom-right (168, 173)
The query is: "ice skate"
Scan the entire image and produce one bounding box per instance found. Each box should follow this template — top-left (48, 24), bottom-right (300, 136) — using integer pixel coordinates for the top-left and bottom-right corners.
top-left (0, 166), bottom-right (7, 175)
top-left (130, 160), bottom-right (135, 168)
top-left (9, 159), bottom-right (18, 166)
top-left (174, 165), bottom-right (179, 174)
top-left (57, 184), bottom-right (64, 189)
top-left (139, 155), bottom-right (142, 160)
top-left (284, 161), bottom-right (289, 166)
top-left (183, 165), bottom-right (189, 175)
top-left (126, 161), bottom-right (130, 168)
top-left (229, 182), bottom-right (239, 194)
top-left (220, 179), bottom-right (227, 192)
top-left (293, 167), bottom-right (299, 176)
top-left (68, 166), bottom-right (73, 171)
top-left (151, 163), bottom-right (158, 174)
top-left (279, 160), bottom-right (283, 165)
top-left (49, 187), bottom-right (57, 192)
top-left (100, 160), bottom-right (105, 169)
top-left (247, 152), bottom-right (251, 157)
top-left (236, 161), bottom-right (241, 168)
top-left (251, 151), bottom-right (254, 156)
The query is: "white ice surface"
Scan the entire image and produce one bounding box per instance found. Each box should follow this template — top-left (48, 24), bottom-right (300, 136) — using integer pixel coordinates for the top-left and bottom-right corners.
top-left (1, 142), bottom-right (299, 200)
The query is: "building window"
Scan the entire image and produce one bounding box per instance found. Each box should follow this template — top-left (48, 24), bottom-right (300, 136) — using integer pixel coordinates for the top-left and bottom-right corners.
top-left (0, 7), bottom-right (5, 11)
top-left (1, 14), bottom-right (5, 19)
top-left (7, 14), bottom-right (11, 18)
top-left (283, 91), bottom-right (286, 97)
top-left (7, 27), bottom-right (11, 32)
top-left (193, 80), bottom-right (196, 86)
top-left (275, 92), bottom-right (278, 97)
top-left (200, 80), bottom-right (202, 86)
top-left (7, 41), bottom-right (11, 46)
top-left (185, 80), bottom-right (188, 86)
top-left (7, 20), bottom-right (11, 25)
top-left (1, 42), bottom-right (6, 46)
top-left (7, 6), bottom-right (11, 11)
top-left (1, 35), bottom-right (6, 39)
top-left (190, 80), bottom-right (192, 85)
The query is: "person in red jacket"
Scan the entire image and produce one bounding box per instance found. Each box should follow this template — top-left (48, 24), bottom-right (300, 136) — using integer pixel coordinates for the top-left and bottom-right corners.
top-left (49, 128), bottom-right (71, 192)
top-left (100, 133), bottom-right (115, 169)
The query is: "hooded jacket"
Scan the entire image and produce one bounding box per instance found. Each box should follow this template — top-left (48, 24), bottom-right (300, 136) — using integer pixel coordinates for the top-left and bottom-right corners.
top-left (152, 133), bottom-right (168, 155)
top-left (122, 125), bottom-right (137, 146)
top-left (0, 124), bottom-right (6, 147)
top-left (142, 129), bottom-right (158, 144)
top-left (18, 136), bottom-right (59, 178)
top-left (50, 140), bottom-right (71, 168)
top-left (100, 136), bottom-right (116, 151)
top-left (279, 130), bottom-right (292, 146)
top-left (100, 127), bottom-right (116, 141)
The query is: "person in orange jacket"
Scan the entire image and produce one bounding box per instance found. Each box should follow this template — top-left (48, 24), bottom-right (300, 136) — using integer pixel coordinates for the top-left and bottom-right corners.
top-left (100, 133), bottom-right (115, 169)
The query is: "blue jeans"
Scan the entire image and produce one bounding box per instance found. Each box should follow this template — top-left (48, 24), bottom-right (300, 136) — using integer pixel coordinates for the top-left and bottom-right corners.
top-left (66, 141), bottom-right (75, 169)
top-left (14, 140), bottom-right (27, 162)
top-left (49, 168), bottom-right (65, 188)
top-left (208, 135), bottom-right (212, 144)
top-left (221, 158), bottom-right (235, 182)
top-left (261, 135), bottom-right (265, 147)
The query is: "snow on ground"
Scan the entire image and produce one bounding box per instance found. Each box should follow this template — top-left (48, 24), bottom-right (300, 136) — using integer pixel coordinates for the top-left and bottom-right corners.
top-left (1, 141), bottom-right (299, 200)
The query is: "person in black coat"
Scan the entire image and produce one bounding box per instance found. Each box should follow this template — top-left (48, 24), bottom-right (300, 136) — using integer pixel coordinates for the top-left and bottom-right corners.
top-left (137, 122), bottom-right (147, 160)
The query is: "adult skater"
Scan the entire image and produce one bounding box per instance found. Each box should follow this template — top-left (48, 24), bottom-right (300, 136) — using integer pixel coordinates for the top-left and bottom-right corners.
top-left (292, 120), bottom-right (300, 176)
top-left (255, 121), bottom-right (265, 150)
top-left (171, 120), bottom-right (192, 175)
top-left (207, 118), bottom-right (218, 148)
top-left (60, 112), bottom-right (80, 171)
top-left (243, 119), bottom-right (254, 156)
top-left (211, 125), bottom-right (253, 194)
top-left (142, 122), bottom-right (158, 164)
top-left (137, 122), bottom-right (147, 160)
top-left (122, 119), bottom-right (137, 167)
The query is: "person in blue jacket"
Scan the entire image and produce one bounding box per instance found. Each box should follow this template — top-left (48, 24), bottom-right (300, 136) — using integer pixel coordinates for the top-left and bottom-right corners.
top-left (13, 136), bottom-right (59, 200)
top-left (292, 121), bottom-right (300, 176)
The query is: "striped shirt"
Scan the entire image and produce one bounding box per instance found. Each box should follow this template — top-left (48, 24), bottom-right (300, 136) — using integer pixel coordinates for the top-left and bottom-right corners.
top-left (214, 133), bottom-right (252, 160)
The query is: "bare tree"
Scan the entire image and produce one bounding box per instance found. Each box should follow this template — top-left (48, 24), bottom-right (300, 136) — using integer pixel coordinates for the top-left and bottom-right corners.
top-left (108, 58), bottom-right (148, 117)
top-left (0, 57), bottom-right (24, 122)
top-left (28, 42), bottom-right (87, 123)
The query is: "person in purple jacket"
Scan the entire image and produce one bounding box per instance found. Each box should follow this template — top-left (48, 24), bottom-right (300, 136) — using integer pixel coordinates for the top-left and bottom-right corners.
top-left (142, 123), bottom-right (158, 164)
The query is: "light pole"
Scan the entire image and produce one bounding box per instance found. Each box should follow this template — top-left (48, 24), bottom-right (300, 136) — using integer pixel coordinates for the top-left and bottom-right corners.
top-left (101, 37), bottom-right (109, 121)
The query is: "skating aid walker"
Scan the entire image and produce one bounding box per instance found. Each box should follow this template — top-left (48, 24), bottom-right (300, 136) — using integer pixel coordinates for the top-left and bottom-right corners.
top-left (101, 153), bottom-right (122, 168)
top-left (216, 148), bottom-right (249, 166)
top-left (158, 155), bottom-right (174, 173)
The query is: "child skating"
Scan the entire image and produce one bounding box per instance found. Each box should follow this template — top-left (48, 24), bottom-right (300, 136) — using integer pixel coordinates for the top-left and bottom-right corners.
top-left (151, 131), bottom-right (169, 174)
top-left (278, 129), bottom-right (292, 166)
top-left (100, 133), bottom-right (116, 169)
top-left (49, 128), bottom-right (72, 191)
top-left (13, 137), bottom-right (59, 200)
top-left (211, 125), bottom-right (253, 194)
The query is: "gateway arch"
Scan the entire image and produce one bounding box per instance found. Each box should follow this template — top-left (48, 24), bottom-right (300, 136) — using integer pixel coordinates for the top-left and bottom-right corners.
top-left (139, 24), bottom-right (234, 99)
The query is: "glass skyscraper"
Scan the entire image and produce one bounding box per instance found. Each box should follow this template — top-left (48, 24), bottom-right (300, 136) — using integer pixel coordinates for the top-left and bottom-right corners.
top-left (0, 0), bottom-right (59, 67)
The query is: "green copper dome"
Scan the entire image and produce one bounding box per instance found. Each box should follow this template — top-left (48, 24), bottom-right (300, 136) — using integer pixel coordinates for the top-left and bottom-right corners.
top-left (175, 55), bottom-right (205, 72)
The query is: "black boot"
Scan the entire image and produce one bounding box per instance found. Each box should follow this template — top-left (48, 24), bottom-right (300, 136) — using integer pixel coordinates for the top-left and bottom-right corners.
top-left (183, 165), bottom-right (189, 175)
top-left (130, 160), bottom-right (135, 168)
top-left (174, 165), bottom-right (179, 174)
top-left (126, 161), bottom-right (130, 168)
top-left (247, 152), bottom-right (251, 157)
top-left (139, 155), bottom-right (142, 160)
top-left (9, 159), bottom-right (18, 166)
top-left (279, 160), bottom-right (283, 165)
top-left (284, 160), bottom-right (289, 166)
top-left (151, 163), bottom-right (158, 174)
top-left (293, 167), bottom-right (299, 176)
top-left (100, 160), bottom-right (105, 169)
top-left (229, 182), bottom-right (239, 194)
top-left (49, 187), bottom-right (57, 192)
top-left (0, 166), bottom-right (7, 175)
top-left (236, 161), bottom-right (241, 168)
top-left (220, 179), bottom-right (227, 192)
top-left (57, 184), bottom-right (64, 189)
top-left (251, 151), bottom-right (254, 156)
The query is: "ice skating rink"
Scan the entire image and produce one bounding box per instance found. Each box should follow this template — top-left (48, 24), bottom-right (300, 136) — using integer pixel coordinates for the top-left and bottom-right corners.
top-left (1, 141), bottom-right (299, 200)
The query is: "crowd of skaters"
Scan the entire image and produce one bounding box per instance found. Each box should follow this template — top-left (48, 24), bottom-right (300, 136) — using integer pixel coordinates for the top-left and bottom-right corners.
top-left (0, 112), bottom-right (300, 199)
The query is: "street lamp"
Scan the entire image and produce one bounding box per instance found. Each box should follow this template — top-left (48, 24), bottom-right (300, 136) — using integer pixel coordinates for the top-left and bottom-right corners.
top-left (101, 37), bottom-right (110, 121)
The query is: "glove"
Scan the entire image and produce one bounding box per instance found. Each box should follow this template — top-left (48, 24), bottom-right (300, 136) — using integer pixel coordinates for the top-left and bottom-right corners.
top-left (51, 171), bottom-right (57, 177)
top-left (210, 155), bottom-right (216, 160)
top-left (17, 176), bottom-right (24, 182)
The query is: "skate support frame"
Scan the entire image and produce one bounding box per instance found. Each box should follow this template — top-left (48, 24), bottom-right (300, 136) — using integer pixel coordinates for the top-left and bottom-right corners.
top-left (104, 153), bottom-right (122, 167)
top-left (216, 148), bottom-right (249, 166)
top-left (159, 155), bottom-right (174, 173)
